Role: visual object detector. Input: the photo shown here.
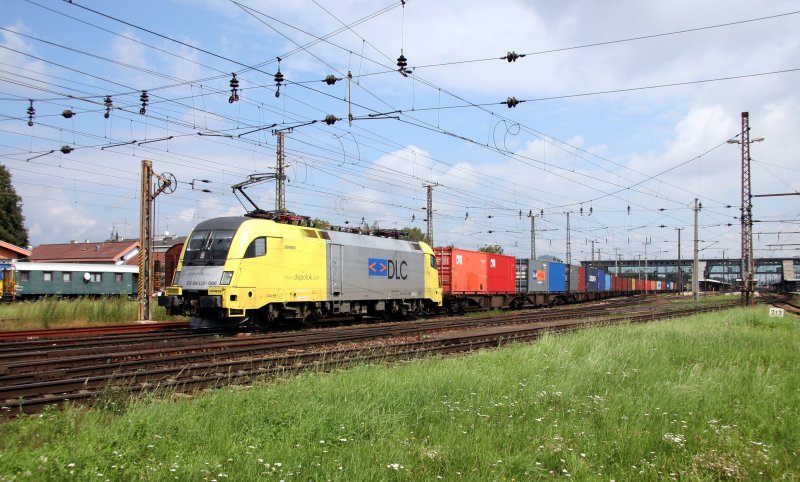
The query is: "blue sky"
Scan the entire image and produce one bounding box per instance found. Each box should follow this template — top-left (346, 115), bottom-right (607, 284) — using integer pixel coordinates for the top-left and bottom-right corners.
top-left (1, 0), bottom-right (798, 263)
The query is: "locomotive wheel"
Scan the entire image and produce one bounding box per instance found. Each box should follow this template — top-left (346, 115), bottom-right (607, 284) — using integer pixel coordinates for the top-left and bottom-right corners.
top-left (253, 305), bottom-right (279, 331)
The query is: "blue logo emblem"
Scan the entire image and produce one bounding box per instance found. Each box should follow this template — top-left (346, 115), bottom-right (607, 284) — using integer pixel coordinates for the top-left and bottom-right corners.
top-left (368, 258), bottom-right (388, 276)
top-left (368, 258), bottom-right (408, 280)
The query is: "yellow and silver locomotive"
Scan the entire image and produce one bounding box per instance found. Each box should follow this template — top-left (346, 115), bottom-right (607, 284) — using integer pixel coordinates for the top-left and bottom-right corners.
top-left (158, 216), bottom-right (442, 328)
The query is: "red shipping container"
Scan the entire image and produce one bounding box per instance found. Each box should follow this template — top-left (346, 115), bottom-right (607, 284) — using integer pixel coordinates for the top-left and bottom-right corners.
top-left (578, 266), bottom-right (586, 292)
top-left (486, 253), bottom-right (516, 294)
top-left (434, 247), bottom-right (488, 294)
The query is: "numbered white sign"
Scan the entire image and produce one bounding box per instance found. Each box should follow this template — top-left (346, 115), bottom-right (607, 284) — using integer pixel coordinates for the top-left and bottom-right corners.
top-left (769, 308), bottom-right (785, 318)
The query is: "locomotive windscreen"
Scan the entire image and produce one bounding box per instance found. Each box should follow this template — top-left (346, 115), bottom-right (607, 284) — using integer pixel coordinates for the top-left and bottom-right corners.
top-left (183, 229), bottom-right (235, 266)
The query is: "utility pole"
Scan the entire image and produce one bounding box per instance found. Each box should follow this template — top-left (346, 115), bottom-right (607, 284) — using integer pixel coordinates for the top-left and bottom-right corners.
top-left (693, 198), bottom-right (701, 301)
top-left (528, 211), bottom-right (536, 260)
top-left (275, 131), bottom-right (286, 212)
top-left (590, 240), bottom-right (595, 265)
top-left (739, 112), bottom-right (754, 306)
top-left (614, 247), bottom-right (620, 276)
top-left (423, 183), bottom-right (439, 246)
top-left (565, 211), bottom-right (572, 295)
top-left (644, 238), bottom-right (651, 293)
top-left (138, 160), bottom-right (175, 321)
top-left (675, 227), bottom-right (684, 294)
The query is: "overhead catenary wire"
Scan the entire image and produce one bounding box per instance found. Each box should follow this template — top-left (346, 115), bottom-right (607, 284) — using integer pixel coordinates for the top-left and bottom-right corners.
top-left (2, 1), bottom-right (792, 260)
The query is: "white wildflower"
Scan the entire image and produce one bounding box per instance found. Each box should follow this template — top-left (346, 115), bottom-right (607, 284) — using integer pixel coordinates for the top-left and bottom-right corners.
top-left (662, 433), bottom-right (686, 447)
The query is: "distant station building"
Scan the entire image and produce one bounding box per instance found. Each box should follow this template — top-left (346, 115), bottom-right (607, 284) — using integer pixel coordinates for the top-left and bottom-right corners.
top-left (583, 257), bottom-right (799, 293)
top-left (153, 232), bottom-right (186, 291)
top-left (28, 240), bottom-right (140, 265)
top-left (0, 240), bottom-right (31, 266)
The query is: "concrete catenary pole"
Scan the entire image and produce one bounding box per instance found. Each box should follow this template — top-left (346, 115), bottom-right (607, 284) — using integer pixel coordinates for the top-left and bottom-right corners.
top-left (693, 198), bottom-right (700, 301)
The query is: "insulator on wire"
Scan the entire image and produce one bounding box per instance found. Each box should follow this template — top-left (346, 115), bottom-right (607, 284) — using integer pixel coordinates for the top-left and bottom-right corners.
top-left (103, 96), bottom-right (113, 119)
top-left (60, 145), bottom-right (73, 154)
top-left (27, 100), bottom-right (35, 126)
top-left (505, 51), bottom-right (524, 62)
top-left (397, 52), bottom-right (410, 77)
top-left (139, 90), bottom-right (149, 115)
top-left (229, 73), bottom-right (240, 103)
top-left (324, 114), bottom-right (340, 125)
top-left (62, 109), bottom-right (74, 119)
top-left (324, 74), bottom-right (340, 85)
top-left (506, 96), bottom-right (520, 108)
top-left (274, 59), bottom-right (284, 98)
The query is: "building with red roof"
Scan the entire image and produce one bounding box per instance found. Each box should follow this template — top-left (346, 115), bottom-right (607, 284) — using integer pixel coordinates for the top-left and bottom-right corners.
top-left (28, 240), bottom-right (140, 265)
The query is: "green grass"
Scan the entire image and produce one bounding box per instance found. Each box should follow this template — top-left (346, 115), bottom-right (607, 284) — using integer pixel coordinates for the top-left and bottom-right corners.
top-left (0, 307), bottom-right (798, 480)
top-left (0, 298), bottom-right (183, 330)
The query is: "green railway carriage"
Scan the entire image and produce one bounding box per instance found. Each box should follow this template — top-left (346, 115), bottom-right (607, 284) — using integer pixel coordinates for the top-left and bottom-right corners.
top-left (13, 262), bottom-right (139, 299)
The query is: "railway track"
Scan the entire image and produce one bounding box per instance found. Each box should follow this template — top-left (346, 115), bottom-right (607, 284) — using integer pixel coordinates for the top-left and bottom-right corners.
top-left (0, 321), bottom-right (190, 340)
top-left (759, 292), bottom-right (800, 316)
top-left (0, 296), bottom-right (735, 418)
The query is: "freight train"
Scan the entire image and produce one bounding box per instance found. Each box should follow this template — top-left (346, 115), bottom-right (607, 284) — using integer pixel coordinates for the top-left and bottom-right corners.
top-left (436, 248), bottom-right (671, 313)
top-left (159, 215), bottom-right (672, 328)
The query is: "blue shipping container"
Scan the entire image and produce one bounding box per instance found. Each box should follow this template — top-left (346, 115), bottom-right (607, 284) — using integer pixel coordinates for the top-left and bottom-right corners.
top-left (604, 274), bottom-right (612, 292)
top-left (548, 262), bottom-right (566, 293)
top-left (586, 267), bottom-right (601, 292)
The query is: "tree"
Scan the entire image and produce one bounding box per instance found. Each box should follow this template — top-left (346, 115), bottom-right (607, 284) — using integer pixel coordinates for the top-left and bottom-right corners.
top-left (311, 218), bottom-right (331, 229)
top-left (0, 164), bottom-right (28, 247)
top-left (479, 244), bottom-right (504, 254)
top-left (400, 226), bottom-right (432, 245)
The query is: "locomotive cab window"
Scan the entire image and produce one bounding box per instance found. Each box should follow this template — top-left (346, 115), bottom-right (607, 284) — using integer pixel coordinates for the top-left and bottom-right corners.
top-left (429, 254), bottom-right (437, 269)
top-left (244, 237), bottom-right (267, 258)
top-left (184, 229), bottom-right (235, 266)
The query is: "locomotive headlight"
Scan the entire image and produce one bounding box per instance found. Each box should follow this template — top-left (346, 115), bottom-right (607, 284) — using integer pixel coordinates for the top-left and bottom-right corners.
top-left (220, 271), bottom-right (234, 285)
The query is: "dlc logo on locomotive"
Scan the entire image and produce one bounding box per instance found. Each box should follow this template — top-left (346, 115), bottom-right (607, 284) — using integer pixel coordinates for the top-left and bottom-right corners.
top-left (368, 258), bottom-right (408, 279)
